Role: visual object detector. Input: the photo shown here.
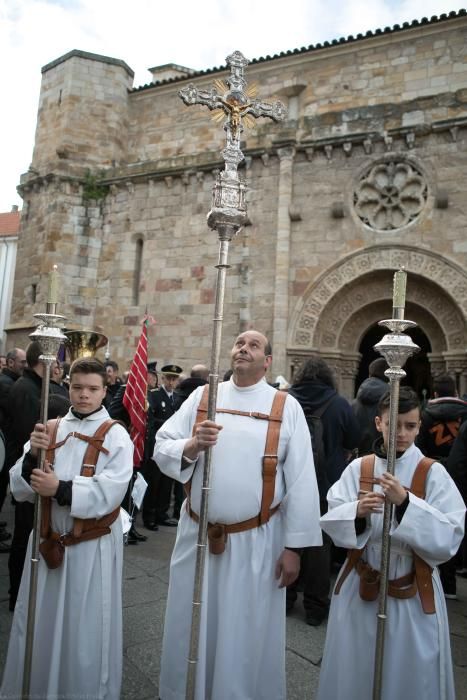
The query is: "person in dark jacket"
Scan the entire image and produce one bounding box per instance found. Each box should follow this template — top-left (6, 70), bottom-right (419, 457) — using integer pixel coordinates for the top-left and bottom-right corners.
top-left (143, 364), bottom-right (183, 528)
top-left (173, 364), bottom-right (209, 410)
top-left (0, 348), bottom-right (27, 519)
top-left (417, 373), bottom-right (467, 598)
top-left (6, 341), bottom-right (66, 609)
top-left (171, 364), bottom-right (209, 517)
top-left (352, 358), bottom-right (389, 456)
top-left (417, 374), bottom-right (467, 466)
top-left (447, 420), bottom-right (467, 578)
top-left (287, 356), bottom-right (360, 625)
top-left (108, 363), bottom-right (160, 543)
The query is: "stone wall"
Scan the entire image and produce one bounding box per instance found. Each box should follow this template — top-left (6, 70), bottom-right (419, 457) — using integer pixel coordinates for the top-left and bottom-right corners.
top-left (8, 14), bottom-right (467, 387)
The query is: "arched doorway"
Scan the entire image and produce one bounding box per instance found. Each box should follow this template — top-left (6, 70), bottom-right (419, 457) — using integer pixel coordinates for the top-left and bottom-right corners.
top-left (356, 322), bottom-right (433, 398)
top-left (287, 246), bottom-right (467, 398)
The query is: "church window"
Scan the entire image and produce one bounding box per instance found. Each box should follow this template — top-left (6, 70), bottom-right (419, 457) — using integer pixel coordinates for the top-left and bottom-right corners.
top-left (353, 160), bottom-right (428, 231)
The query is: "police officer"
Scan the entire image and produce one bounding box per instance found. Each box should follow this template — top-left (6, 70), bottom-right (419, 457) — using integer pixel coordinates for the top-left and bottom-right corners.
top-left (143, 364), bottom-right (183, 529)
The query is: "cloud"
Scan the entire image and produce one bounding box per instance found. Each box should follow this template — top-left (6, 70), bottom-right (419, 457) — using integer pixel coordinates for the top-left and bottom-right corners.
top-left (0, 0), bottom-right (462, 210)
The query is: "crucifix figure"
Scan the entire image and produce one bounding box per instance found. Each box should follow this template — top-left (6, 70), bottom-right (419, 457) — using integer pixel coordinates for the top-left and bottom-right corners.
top-left (179, 50), bottom-right (286, 178)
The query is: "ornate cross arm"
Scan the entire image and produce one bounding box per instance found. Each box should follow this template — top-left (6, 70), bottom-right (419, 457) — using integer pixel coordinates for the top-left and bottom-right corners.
top-left (246, 98), bottom-right (287, 122)
top-left (179, 84), bottom-right (224, 112)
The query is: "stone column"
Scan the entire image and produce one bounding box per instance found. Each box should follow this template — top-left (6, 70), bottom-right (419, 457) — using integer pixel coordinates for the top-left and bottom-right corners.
top-left (271, 146), bottom-right (295, 378)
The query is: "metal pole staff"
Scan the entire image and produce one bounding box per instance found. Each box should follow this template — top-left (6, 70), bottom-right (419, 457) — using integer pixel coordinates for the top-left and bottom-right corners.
top-left (22, 267), bottom-right (67, 699)
top-left (179, 51), bottom-right (286, 700)
top-left (371, 270), bottom-right (419, 700)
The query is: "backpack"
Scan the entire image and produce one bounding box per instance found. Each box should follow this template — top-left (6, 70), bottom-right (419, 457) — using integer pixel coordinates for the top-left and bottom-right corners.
top-left (303, 395), bottom-right (336, 502)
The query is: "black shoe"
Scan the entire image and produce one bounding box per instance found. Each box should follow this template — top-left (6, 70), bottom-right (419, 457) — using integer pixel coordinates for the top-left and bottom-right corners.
top-left (130, 527), bottom-right (147, 542)
top-left (305, 611), bottom-right (327, 627)
top-left (0, 530), bottom-right (11, 542)
top-left (143, 521), bottom-right (159, 532)
top-left (156, 517), bottom-right (178, 527)
top-left (0, 541), bottom-right (11, 554)
top-left (125, 534), bottom-right (138, 545)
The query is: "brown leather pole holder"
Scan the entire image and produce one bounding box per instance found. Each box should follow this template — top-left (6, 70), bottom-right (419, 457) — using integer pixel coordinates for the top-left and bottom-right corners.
top-left (207, 524), bottom-right (227, 554)
top-left (357, 560), bottom-right (381, 602)
top-left (39, 535), bottom-right (65, 570)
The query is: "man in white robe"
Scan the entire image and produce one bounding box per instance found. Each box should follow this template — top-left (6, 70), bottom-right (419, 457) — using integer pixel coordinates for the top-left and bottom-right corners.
top-left (1, 358), bottom-right (133, 700)
top-left (154, 330), bottom-right (321, 700)
top-left (318, 386), bottom-right (465, 700)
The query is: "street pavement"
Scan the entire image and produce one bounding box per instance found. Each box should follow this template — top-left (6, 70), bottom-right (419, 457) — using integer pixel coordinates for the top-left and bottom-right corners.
top-left (0, 506), bottom-right (466, 699)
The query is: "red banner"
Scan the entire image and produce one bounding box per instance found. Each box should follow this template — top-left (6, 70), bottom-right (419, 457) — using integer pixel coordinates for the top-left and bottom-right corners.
top-left (123, 319), bottom-right (149, 467)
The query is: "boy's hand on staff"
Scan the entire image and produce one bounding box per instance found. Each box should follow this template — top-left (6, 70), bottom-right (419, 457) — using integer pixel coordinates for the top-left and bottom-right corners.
top-left (30, 423), bottom-right (51, 457)
top-left (380, 472), bottom-right (408, 506)
top-left (30, 462), bottom-right (59, 497)
top-left (357, 491), bottom-right (385, 517)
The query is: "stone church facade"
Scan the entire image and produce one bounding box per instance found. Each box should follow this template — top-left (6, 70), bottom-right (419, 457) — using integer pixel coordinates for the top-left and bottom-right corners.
top-left (7, 10), bottom-right (467, 397)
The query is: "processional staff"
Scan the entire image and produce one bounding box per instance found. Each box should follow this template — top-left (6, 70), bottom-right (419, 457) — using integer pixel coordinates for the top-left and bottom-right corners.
top-left (372, 269), bottom-right (419, 700)
top-left (178, 51), bottom-right (286, 700)
top-left (22, 266), bottom-right (67, 699)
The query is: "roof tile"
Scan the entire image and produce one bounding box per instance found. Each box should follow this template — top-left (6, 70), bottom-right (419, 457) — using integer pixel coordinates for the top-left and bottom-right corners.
top-left (0, 211), bottom-right (21, 237)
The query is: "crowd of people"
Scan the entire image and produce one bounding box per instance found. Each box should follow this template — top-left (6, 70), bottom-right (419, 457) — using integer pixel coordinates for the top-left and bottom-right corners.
top-left (0, 335), bottom-right (465, 699)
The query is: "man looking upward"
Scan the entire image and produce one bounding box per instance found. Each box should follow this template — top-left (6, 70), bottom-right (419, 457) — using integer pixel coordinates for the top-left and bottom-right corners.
top-left (154, 330), bottom-right (321, 700)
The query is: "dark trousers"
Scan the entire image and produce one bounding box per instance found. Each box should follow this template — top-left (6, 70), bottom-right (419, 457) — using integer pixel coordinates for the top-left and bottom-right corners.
top-left (0, 462), bottom-right (10, 512)
top-left (173, 481), bottom-right (184, 519)
top-left (287, 532), bottom-right (332, 620)
top-left (8, 501), bottom-right (34, 608)
top-left (142, 460), bottom-right (173, 524)
top-left (439, 556), bottom-right (457, 595)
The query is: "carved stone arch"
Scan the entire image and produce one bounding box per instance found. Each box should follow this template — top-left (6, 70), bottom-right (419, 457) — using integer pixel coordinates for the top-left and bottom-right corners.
top-left (289, 245), bottom-right (467, 352)
top-left (313, 271), bottom-right (461, 352)
top-left (339, 299), bottom-right (446, 355)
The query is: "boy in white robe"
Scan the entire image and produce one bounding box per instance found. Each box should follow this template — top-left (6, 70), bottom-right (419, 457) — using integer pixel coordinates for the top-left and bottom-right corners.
top-left (318, 386), bottom-right (465, 700)
top-left (1, 358), bottom-right (133, 700)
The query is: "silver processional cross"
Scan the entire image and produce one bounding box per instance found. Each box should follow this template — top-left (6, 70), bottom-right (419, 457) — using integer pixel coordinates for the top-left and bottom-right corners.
top-left (179, 50), bottom-right (287, 231)
top-left (178, 51), bottom-right (286, 700)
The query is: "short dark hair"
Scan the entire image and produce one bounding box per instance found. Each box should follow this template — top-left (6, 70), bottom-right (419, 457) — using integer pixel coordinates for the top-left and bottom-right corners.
top-left (377, 386), bottom-right (420, 417)
top-left (70, 358), bottom-right (107, 386)
top-left (26, 341), bottom-right (43, 369)
top-left (265, 340), bottom-right (272, 356)
top-left (6, 349), bottom-right (19, 362)
top-left (368, 358), bottom-right (389, 381)
top-left (293, 356), bottom-right (336, 389)
top-left (61, 361), bottom-right (70, 377)
top-left (105, 360), bottom-right (119, 372)
top-left (433, 373), bottom-right (456, 397)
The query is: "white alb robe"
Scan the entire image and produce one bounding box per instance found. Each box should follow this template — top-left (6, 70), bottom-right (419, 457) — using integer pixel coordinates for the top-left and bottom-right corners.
top-left (318, 442), bottom-right (465, 700)
top-left (154, 378), bottom-right (322, 700)
top-left (1, 407), bottom-right (133, 700)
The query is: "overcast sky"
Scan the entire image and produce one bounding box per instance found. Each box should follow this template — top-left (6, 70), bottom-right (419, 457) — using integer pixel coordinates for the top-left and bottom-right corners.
top-left (0, 0), bottom-right (462, 212)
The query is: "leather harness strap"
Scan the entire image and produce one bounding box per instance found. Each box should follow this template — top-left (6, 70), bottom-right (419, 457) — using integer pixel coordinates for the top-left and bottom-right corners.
top-left (40, 418), bottom-right (121, 543)
top-left (187, 385), bottom-right (287, 552)
top-left (188, 503), bottom-right (281, 533)
top-left (334, 453), bottom-right (436, 614)
top-left (260, 390), bottom-right (287, 524)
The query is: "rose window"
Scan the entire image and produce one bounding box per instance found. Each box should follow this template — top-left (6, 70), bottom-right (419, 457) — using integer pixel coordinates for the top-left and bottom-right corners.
top-left (353, 161), bottom-right (428, 230)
